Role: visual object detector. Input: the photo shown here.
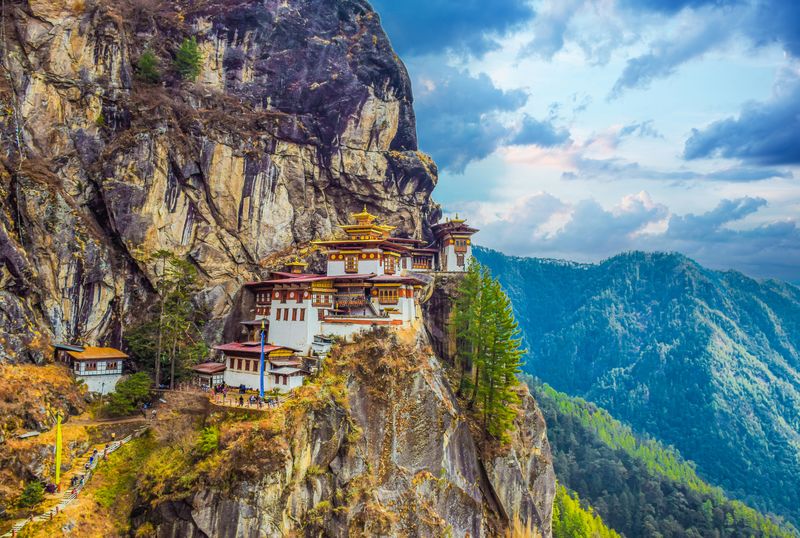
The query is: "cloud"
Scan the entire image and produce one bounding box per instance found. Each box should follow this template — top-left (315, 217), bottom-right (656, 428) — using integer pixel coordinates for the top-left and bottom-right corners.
top-left (409, 60), bottom-right (528, 172)
top-left (369, 0), bottom-right (534, 57)
top-left (522, 0), bottom-right (583, 60)
top-left (509, 115), bottom-right (572, 147)
top-left (683, 72), bottom-right (800, 165)
top-left (474, 193), bottom-right (800, 280)
top-left (609, 1), bottom-right (800, 96)
top-left (748, 1), bottom-right (800, 57)
top-left (561, 156), bottom-right (792, 182)
top-left (619, 120), bottom-right (663, 139)
top-left (618, 0), bottom-right (742, 15)
top-left (609, 11), bottom-right (730, 97)
top-left (504, 124), bottom-right (791, 183)
top-left (665, 196), bottom-right (766, 239)
top-left (478, 191), bottom-right (669, 257)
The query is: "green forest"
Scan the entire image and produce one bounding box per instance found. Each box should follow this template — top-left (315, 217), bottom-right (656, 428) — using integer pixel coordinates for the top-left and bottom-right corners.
top-left (529, 379), bottom-right (797, 537)
top-left (475, 247), bottom-right (800, 525)
top-left (553, 484), bottom-right (621, 538)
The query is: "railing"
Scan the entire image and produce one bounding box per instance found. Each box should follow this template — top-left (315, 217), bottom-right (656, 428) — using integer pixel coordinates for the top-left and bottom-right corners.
top-left (1, 428), bottom-right (146, 538)
top-left (324, 312), bottom-right (389, 319)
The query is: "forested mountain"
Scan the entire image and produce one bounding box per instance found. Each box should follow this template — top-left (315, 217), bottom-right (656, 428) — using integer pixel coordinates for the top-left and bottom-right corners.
top-left (475, 247), bottom-right (800, 526)
top-left (530, 380), bottom-right (797, 537)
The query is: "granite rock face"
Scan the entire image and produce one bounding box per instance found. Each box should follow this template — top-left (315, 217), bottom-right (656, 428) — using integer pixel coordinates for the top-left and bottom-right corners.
top-left (0, 0), bottom-right (438, 361)
top-left (138, 331), bottom-right (555, 537)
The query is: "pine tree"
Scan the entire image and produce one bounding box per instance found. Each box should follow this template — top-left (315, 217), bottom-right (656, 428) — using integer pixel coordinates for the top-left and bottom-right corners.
top-left (136, 49), bottom-right (161, 83)
top-left (175, 36), bottom-right (202, 81)
top-left (125, 251), bottom-right (208, 388)
top-left (454, 262), bottom-right (525, 442)
top-left (478, 277), bottom-right (523, 441)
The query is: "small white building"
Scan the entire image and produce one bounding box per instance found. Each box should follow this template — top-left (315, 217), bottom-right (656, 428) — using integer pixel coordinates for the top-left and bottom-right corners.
top-left (190, 362), bottom-right (226, 389)
top-left (54, 344), bottom-right (127, 395)
top-left (431, 218), bottom-right (479, 272)
top-left (215, 342), bottom-right (307, 393)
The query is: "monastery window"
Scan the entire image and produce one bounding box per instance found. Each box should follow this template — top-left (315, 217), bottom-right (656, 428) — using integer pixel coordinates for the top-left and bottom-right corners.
top-left (378, 288), bottom-right (399, 304)
top-left (284, 309), bottom-right (290, 321)
top-left (292, 308), bottom-right (297, 321)
top-left (107, 361), bottom-right (117, 370)
top-left (454, 239), bottom-right (468, 253)
top-left (237, 358), bottom-right (243, 370)
top-left (457, 254), bottom-right (465, 267)
top-left (86, 362), bottom-right (97, 371)
top-left (385, 256), bottom-right (396, 275)
top-left (344, 255), bottom-right (358, 273)
top-left (300, 309), bottom-right (305, 321)
top-left (282, 375), bottom-right (288, 386)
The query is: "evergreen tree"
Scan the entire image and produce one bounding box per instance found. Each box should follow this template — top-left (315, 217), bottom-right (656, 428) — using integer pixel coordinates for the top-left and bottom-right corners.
top-left (454, 262), bottom-right (524, 442)
top-left (136, 49), bottom-right (161, 83)
top-left (125, 251), bottom-right (208, 388)
top-left (175, 36), bottom-right (202, 81)
top-left (478, 278), bottom-right (523, 441)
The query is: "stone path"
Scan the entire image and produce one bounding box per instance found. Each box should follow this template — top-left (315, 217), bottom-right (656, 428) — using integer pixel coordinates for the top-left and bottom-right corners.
top-left (1, 427), bottom-right (147, 538)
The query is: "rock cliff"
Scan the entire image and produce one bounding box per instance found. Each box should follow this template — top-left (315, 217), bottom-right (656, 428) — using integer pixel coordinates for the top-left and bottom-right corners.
top-left (0, 1), bottom-right (557, 535)
top-left (0, 0), bottom-right (439, 362)
top-left (134, 329), bottom-right (555, 537)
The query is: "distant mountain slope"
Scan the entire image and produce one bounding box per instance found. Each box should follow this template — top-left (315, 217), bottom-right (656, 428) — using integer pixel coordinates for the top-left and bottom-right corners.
top-left (474, 247), bottom-right (800, 526)
top-left (530, 379), bottom-right (797, 537)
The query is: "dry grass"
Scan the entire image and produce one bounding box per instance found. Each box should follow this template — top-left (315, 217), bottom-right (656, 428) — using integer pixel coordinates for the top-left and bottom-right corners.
top-left (0, 363), bottom-right (86, 503)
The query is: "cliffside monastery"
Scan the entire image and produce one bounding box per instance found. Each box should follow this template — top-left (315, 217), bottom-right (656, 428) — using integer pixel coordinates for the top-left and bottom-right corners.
top-left (194, 208), bottom-right (478, 394)
top-left (54, 208), bottom-right (477, 396)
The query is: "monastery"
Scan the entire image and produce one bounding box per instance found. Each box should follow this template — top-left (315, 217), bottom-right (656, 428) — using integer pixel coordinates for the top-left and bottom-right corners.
top-left (198, 208), bottom-right (478, 393)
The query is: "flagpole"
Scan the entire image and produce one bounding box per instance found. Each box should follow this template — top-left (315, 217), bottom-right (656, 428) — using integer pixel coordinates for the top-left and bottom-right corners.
top-left (55, 412), bottom-right (62, 490)
top-left (259, 319), bottom-right (266, 399)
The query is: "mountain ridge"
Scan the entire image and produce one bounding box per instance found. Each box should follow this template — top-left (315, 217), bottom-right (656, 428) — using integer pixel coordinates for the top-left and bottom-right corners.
top-left (474, 246), bottom-right (800, 526)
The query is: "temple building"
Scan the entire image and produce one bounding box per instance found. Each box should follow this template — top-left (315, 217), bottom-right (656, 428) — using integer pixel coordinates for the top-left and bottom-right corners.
top-left (431, 217), bottom-right (479, 272)
top-left (207, 209), bottom-right (479, 393)
top-left (54, 344), bottom-right (127, 395)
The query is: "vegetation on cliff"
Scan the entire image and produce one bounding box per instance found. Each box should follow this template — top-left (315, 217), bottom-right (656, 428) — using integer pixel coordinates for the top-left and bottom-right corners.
top-left (475, 247), bottom-right (800, 526)
top-left (532, 380), bottom-right (797, 537)
top-left (454, 262), bottom-right (524, 442)
top-left (125, 251), bottom-right (209, 389)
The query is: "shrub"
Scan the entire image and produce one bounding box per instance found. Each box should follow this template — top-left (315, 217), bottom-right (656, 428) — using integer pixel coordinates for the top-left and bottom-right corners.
top-left (174, 37), bottom-right (202, 81)
top-left (195, 426), bottom-right (220, 457)
top-left (105, 372), bottom-right (152, 416)
top-left (18, 481), bottom-right (44, 508)
top-left (136, 49), bottom-right (161, 83)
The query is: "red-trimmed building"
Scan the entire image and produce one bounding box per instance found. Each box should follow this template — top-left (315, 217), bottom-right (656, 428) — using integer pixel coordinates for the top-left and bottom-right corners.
top-left (213, 342), bottom-right (306, 392)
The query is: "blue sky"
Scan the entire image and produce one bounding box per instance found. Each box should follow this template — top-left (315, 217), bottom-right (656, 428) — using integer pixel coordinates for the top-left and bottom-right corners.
top-left (370, 0), bottom-right (800, 281)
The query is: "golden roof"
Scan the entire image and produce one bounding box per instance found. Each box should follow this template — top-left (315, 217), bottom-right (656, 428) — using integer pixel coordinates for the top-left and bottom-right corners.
top-left (66, 346), bottom-right (128, 361)
top-left (351, 205), bottom-right (377, 224)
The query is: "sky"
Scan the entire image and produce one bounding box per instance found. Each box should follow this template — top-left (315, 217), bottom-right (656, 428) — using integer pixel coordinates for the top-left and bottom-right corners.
top-left (369, 0), bottom-right (800, 281)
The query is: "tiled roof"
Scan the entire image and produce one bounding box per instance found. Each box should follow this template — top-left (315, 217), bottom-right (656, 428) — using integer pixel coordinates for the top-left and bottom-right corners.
top-left (213, 342), bottom-right (298, 353)
top-left (191, 362), bottom-right (227, 374)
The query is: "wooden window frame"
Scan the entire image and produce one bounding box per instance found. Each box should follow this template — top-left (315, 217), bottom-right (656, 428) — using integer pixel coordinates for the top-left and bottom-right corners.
top-left (344, 255), bottom-right (358, 273)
